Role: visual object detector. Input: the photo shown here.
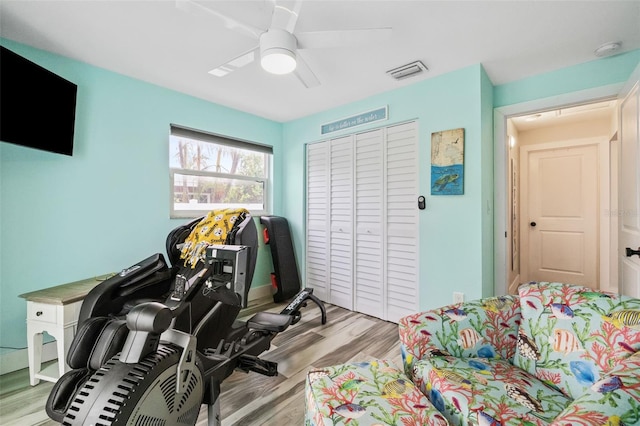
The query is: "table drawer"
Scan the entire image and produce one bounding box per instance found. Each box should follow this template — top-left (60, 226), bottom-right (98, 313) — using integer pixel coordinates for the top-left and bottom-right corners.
top-left (27, 303), bottom-right (57, 324)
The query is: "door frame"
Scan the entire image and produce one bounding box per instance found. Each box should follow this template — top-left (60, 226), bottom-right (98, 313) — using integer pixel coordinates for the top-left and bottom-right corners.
top-left (519, 137), bottom-right (608, 287)
top-left (494, 83), bottom-right (623, 295)
top-left (618, 64), bottom-right (640, 297)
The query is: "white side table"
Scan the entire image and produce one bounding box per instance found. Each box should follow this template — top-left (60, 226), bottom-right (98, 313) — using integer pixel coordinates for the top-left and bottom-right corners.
top-left (19, 275), bottom-right (111, 386)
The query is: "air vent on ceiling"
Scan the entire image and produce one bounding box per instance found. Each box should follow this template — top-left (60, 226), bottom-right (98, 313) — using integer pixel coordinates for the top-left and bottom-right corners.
top-left (386, 61), bottom-right (428, 81)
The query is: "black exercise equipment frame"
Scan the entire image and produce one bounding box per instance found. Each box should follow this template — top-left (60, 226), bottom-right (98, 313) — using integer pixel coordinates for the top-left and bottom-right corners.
top-left (56, 245), bottom-right (325, 426)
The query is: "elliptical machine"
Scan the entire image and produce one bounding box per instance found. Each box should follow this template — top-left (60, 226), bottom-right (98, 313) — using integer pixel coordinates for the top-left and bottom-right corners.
top-left (45, 209), bottom-right (325, 425)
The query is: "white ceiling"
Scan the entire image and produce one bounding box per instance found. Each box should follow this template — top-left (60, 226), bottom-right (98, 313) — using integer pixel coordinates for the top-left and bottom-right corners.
top-left (1, 1), bottom-right (638, 122)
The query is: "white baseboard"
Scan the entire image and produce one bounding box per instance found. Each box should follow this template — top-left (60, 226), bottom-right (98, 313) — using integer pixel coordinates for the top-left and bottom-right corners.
top-left (248, 283), bottom-right (272, 301)
top-left (0, 284), bottom-right (274, 376)
top-left (0, 342), bottom-right (57, 376)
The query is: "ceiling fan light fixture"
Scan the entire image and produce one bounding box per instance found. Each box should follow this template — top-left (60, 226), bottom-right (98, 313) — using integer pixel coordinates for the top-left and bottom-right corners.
top-left (261, 48), bottom-right (297, 74)
top-left (260, 29), bottom-right (297, 75)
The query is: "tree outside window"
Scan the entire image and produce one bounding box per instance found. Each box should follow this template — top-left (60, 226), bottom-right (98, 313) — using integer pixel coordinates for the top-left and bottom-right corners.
top-left (169, 126), bottom-right (271, 218)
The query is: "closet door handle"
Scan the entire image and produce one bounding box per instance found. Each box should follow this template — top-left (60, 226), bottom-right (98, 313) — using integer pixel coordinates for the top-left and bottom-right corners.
top-left (626, 247), bottom-right (640, 258)
top-left (530, 222), bottom-right (537, 227)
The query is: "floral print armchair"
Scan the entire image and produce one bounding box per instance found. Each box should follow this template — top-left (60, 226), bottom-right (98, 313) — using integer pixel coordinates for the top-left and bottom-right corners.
top-left (305, 359), bottom-right (449, 426)
top-left (398, 282), bottom-right (640, 425)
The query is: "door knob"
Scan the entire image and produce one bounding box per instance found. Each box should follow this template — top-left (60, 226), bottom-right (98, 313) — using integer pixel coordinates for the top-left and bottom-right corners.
top-left (530, 222), bottom-right (537, 227)
top-left (626, 247), bottom-right (640, 258)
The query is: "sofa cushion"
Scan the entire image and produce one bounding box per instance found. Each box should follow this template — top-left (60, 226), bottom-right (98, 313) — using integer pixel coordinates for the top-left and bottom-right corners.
top-left (412, 356), bottom-right (572, 425)
top-left (550, 351), bottom-right (640, 425)
top-left (399, 295), bottom-right (521, 371)
top-left (514, 282), bottom-right (640, 399)
top-left (305, 359), bottom-right (448, 426)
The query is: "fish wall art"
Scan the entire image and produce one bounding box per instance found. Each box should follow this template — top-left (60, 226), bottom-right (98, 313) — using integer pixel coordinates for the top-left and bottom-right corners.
top-left (431, 128), bottom-right (464, 195)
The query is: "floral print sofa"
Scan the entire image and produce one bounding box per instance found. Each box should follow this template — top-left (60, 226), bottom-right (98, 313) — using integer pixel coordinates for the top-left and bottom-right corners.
top-left (398, 282), bottom-right (640, 425)
top-left (305, 359), bottom-right (449, 425)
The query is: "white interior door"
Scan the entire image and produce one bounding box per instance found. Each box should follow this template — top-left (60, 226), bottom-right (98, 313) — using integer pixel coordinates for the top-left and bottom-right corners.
top-left (354, 129), bottom-right (384, 317)
top-left (385, 122), bottom-right (419, 322)
top-left (619, 68), bottom-right (640, 298)
top-left (305, 121), bottom-right (418, 321)
top-left (306, 141), bottom-right (330, 301)
top-left (329, 136), bottom-right (354, 309)
top-left (521, 141), bottom-right (599, 288)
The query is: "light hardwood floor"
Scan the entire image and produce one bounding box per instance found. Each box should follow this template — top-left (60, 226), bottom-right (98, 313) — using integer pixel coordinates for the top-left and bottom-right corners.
top-left (0, 298), bottom-right (402, 425)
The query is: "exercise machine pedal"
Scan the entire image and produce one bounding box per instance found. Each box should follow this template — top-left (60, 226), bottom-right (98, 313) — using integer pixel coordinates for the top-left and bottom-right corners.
top-left (237, 355), bottom-right (278, 376)
top-left (204, 339), bottom-right (239, 359)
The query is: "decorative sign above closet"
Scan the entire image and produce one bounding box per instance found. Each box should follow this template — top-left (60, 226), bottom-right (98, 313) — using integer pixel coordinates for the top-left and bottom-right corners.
top-left (321, 106), bottom-right (388, 134)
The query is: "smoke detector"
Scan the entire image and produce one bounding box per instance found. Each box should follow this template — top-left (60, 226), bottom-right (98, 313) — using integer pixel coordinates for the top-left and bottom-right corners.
top-left (594, 42), bottom-right (622, 58)
top-left (386, 61), bottom-right (428, 81)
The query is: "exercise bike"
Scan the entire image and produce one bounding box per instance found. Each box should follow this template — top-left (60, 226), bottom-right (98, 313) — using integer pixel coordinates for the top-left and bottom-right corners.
top-left (46, 209), bottom-right (326, 425)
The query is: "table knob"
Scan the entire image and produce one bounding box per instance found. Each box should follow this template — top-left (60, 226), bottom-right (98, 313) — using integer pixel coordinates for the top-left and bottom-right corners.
top-left (36, 311), bottom-right (43, 316)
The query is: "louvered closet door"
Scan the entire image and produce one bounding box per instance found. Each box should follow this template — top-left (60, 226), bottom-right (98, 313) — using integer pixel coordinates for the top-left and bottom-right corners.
top-left (305, 121), bottom-right (418, 321)
top-left (329, 136), bottom-right (354, 309)
top-left (306, 141), bottom-right (330, 301)
top-left (385, 121), bottom-right (419, 322)
top-left (354, 129), bottom-right (384, 317)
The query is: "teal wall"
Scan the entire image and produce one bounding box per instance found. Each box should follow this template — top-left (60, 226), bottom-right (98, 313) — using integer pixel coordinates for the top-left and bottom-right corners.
top-left (1, 36), bottom-right (638, 353)
top-left (282, 64), bottom-right (493, 311)
top-left (494, 50), bottom-right (640, 107)
top-left (281, 50), bottom-right (639, 312)
top-left (0, 39), bottom-right (282, 349)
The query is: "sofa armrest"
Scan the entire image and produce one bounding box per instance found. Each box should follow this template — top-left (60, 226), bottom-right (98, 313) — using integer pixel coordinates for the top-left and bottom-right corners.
top-left (551, 353), bottom-right (640, 425)
top-left (398, 295), bottom-right (521, 375)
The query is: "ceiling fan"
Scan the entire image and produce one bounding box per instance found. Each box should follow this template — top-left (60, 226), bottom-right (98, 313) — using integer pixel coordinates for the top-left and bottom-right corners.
top-left (176, 0), bottom-right (392, 88)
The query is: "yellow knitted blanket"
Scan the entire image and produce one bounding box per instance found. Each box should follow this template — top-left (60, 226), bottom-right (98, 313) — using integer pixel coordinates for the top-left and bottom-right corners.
top-left (179, 208), bottom-right (249, 268)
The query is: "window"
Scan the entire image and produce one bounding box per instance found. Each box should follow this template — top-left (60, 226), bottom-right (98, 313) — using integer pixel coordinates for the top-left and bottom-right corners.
top-left (169, 125), bottom-right (272, 218)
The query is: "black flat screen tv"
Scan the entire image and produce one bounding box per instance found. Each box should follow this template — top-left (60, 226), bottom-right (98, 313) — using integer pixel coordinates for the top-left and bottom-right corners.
top-left (1, 46), bottom-right (77, 156)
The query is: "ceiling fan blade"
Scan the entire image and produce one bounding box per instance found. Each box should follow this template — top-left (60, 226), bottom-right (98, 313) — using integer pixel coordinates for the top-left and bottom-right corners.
top-left (293, 53), bottom-right (320, 88)
top-left (176, 0), bottom-right (263, 40)
top-left (208, 46), bottom-right (259, 77)
top-left (296, 28), bottom-right (392, 49)
top-left (269, 0), bottom-right (302, 33)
